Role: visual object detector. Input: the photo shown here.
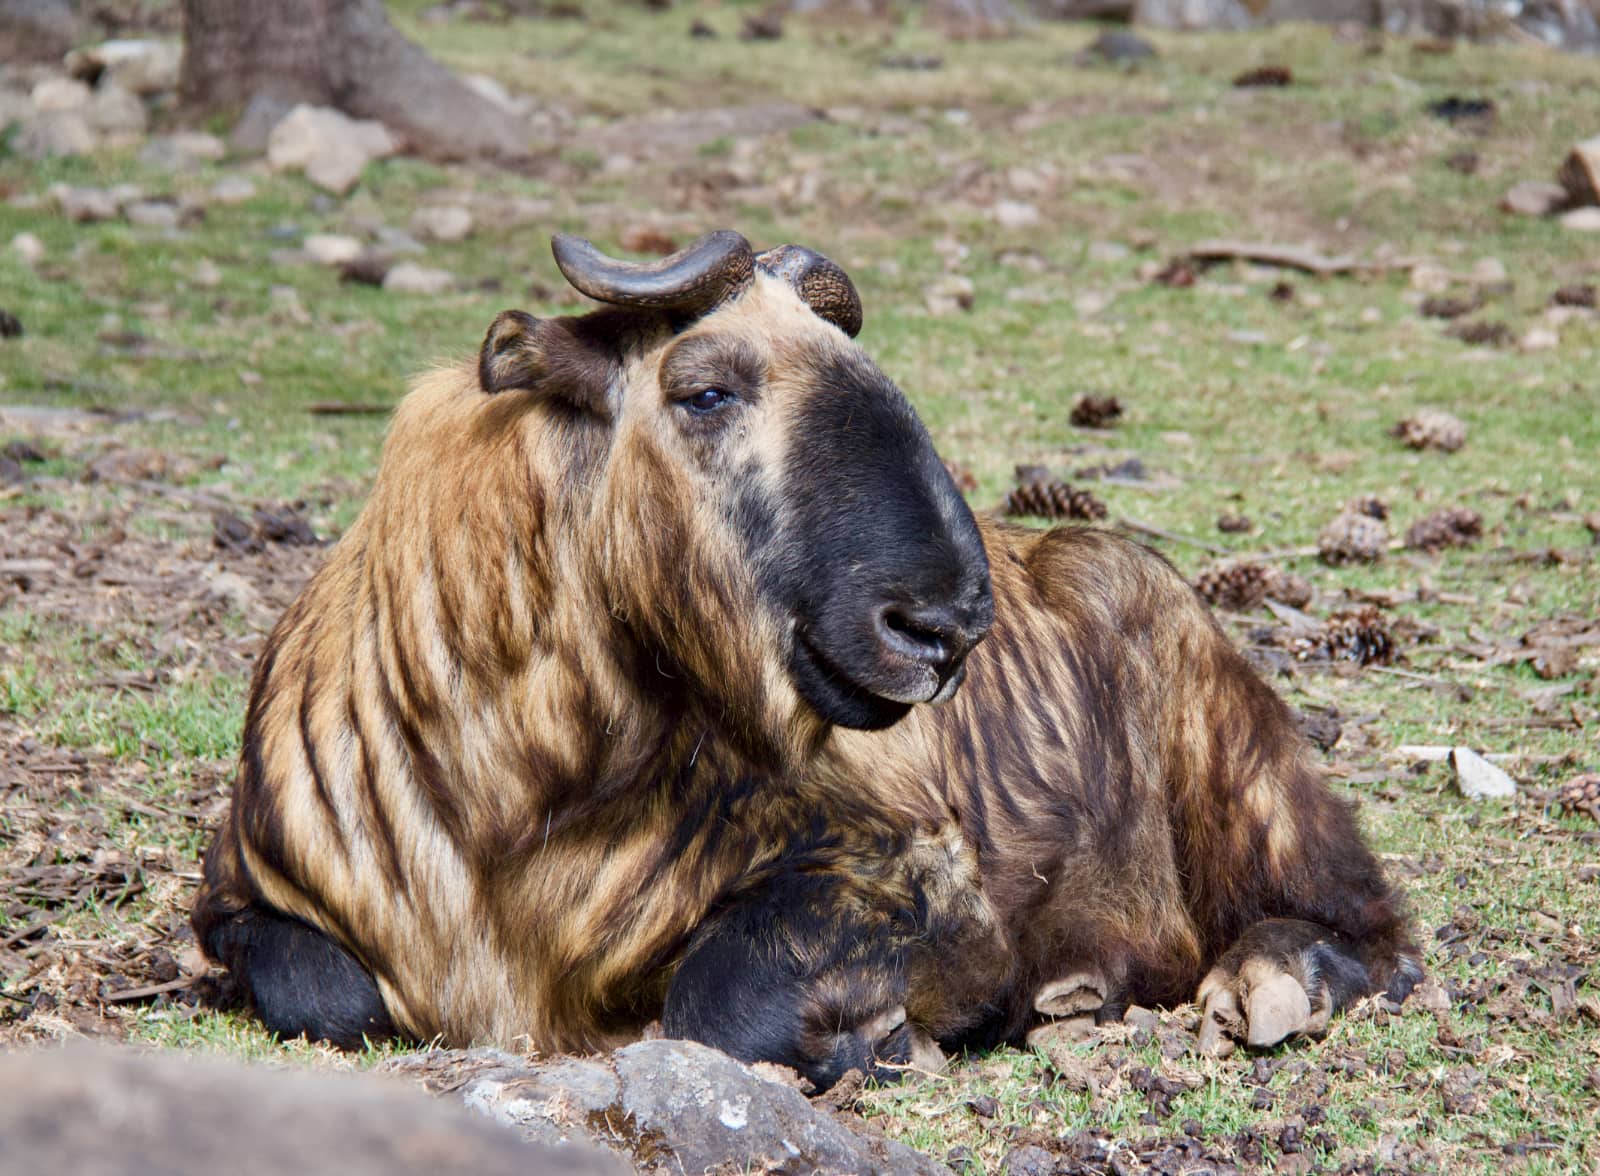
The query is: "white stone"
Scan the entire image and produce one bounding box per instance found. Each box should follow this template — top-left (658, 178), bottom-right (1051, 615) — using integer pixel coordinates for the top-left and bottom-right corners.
top-left (31, 77), bottom-right (92, 114)
top-left (50, 183), bottom-right (119, 222)
top-left (410, 205), bottom-right (474, 243)
top-left (123, 200), bottom-right (182, 230)
top-left (67, 40), bottom-right (182, 96)
top-left (303, 234), bottom-right (364, 266)
top-left (85, 82), bottom-right (147, 137)
top-left (1470, 257), bottom-right (1508, 285)
top-left (923, 274), bottom-right (975, 315)
top-left (10, 232), bottom-right (45, 265)
top-left (1499, 180), bottom-right (1568, 217)
top-left (1408, 262), bottom-right (1451, 294)
top-left (267, 105), bottom-right (399, 196)
top-left (1087, 240), bottom-right (1130, 263)
top-left (993, 199), bottom-right (1042, 229)
top-left (382, 262), bottom-right (455, 295)
top-left (191, 259), bottom-right (222, 288)
top-left (210, 175), bottom-right (257, 205)
top-left (1451, 746), bottom-right (1518, 801)
top-left (1560, 207), bottom-right (1600, 232)
top-left (1520, 325), bottom-right (1560, 352)
top-left (462, 73), bottom-right (531, 116)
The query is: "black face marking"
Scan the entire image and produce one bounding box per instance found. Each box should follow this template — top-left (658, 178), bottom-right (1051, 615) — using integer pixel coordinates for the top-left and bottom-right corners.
top-left (758, 345), bottom-right (993, 729)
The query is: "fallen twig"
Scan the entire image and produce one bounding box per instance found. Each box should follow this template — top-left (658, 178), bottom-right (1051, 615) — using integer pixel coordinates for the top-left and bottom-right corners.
top-left (1116, 516), bottom-right (1231, 555)
top-left (1187, 240), bottom-right (1362, 276)
top-left (307, 400), bottom-right (391, 416)
top-left (102, 977), bottom-right (191, 1004)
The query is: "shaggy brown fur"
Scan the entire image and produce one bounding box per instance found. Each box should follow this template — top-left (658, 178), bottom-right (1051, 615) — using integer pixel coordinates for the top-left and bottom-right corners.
top-left (195, 252), bottom-right (1417, 1067)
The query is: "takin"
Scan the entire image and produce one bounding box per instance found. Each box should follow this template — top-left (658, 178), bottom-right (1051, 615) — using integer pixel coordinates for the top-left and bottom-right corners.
top-left (193, 230), bottom-right (1420, 1089)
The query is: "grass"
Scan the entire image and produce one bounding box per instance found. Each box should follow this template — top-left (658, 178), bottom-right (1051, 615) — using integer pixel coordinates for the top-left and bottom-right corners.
top-left (2, 6), bottom-right (1598, 1173)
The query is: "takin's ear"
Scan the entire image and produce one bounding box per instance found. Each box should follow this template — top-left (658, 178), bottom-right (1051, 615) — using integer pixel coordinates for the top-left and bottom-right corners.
top-left (477, 309), bottom-right (618, 420)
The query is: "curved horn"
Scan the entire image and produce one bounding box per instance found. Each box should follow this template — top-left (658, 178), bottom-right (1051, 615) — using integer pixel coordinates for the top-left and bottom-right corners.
top-left (551, 230), bottom-right (755, 316)
top-left (755, 244), bottom-right (863, 338)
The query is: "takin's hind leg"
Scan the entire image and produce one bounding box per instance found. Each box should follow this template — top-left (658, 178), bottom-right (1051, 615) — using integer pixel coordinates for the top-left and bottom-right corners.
top-left (203, 903), bottom-right (396, 1050)
top-left (1195, 918), bottom-right (1402, 1054)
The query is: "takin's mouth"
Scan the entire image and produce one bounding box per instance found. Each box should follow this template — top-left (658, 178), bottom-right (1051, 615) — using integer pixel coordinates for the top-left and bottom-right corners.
top-left (789, 627), bottom-right (966, 731)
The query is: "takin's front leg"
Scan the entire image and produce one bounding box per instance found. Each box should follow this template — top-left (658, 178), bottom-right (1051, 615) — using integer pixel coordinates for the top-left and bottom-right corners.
top-left (660, 871), bottom-right (941, 1092)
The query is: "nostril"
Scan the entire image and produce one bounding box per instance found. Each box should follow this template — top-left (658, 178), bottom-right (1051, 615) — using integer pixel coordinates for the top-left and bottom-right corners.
top-left (877, 605), bottom-right (952, 667)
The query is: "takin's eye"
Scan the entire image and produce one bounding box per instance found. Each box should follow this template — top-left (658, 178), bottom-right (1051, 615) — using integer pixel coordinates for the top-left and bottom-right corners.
top-left (680, 387), bottom-right (734, 415)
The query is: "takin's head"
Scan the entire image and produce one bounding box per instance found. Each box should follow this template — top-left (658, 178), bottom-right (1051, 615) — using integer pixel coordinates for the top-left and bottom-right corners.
top-left (477, 230), bottom-right (992, 741)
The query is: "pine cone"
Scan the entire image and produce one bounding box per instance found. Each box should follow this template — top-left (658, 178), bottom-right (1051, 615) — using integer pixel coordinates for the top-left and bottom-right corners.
top-left (1069, 395), bottom-right (1123, 428)
top-left (1552, 283), bottom-right (1597, 309)
top-left (1290, 606), bottom-right (1395, 667)
top-left (1557, 774), bottom-right (1600, 819)
top-left (1405, 506), bottom-right (1483, 552)
top-left (1394, 408), bottom-right (1467, 453)
top-left (1318, 511), bottom-right (1389, 564)
top-left (1347, 495), bottom-right (1389, 521)
top-left (1195, 562), bottom-right (1274, 610)
top-left (1004, 478), bottom-right (1107, 521)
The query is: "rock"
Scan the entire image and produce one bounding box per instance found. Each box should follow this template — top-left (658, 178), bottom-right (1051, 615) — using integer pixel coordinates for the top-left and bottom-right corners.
top-left (1520, 325), bottom-right (1560, 351)
top-left (268, 105), bottom-right (400, 195)
top-left (390, 1042), bottom-right (947, 1175)
top-left (231, 93), bottom-right (295, 154)
top-left (1135, 0), bottom-right (1371, 27)
top-left (924, 274), bottom-right (976, 315)
top-left (1451, 746), bottom-right (1518, 801)
top-left (1500, 180), bottom-right (1569, 217)
top-left (383, 262), bottom-right (456, 295)
top-left (993, 199), bottom-right (1042, 229)
top-left (140, 132), bottom-right (228, 171)
top-left (84, 80), bottom-right (147, 138)
top-left (50, 183), bottom-right (119, 222)
top-left (0, 1042), bottom-right (607, 1176)
top-left (210, 175), bottom-right (258, 205)
top-left (191, 259), bottom-right (223, 288)
top-left (11, 232), bottom-right (45, 265)
top-left (1560, 207), bottom-right (1600, 232)
top-left (1558, 135), bottom-right (1600, 207)
top-left (1408, 261), bottom-right (1452, 294)
top-left (66, 39), bottom-right (182, 96)
top-left (1077, 27), bottom-right (1157, 62)
top-left (30, 76), bottom-right (91, 113)
top-left (13, 110), bottom-right (95, 158)
top-left (304, 234), bottom-right (365, 266)
top-left (123, 200), bottom-right (183, 230)
top-left (1469, 257), bottom-right (1508, 285)
top-left (1002, 1145), bottom-right (1058, 1176)
top-left (205, 569), bottom-right (260, 615)
top-left (410, 205), bottom-right (474, 243)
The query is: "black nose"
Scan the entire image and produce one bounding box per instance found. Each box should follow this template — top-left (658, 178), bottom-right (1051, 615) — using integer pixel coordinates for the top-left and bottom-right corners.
top-left (874, 594), bottom-right (991, 674)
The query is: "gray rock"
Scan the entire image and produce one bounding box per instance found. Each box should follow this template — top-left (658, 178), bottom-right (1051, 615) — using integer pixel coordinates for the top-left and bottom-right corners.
top-left (384, 262), bottom-right (456, 294)
top-left (210, 175), bottom-right (258, 205)
top-left (123, 200), bottom-right (184, 230)
top-left (49, 183), bottom-right (119, 222)
top-left (13, 109), bottom-right (94, 158)
top-left (65, 39), bottom-right (182, 96)
top-left (268, 104), bottom-right (400, 195)
top-left (1078, 27), bottom-right (1158, 62)
top-left (1136, 0), bottom-right (1371, 27)
top-left (389, 1041), bottom-right (950, 1175)
top-left (1500, 179), bottom-right (1570, 217)
top-left (85, 81), bottom-right (148, 138)
top-left (305, 233), bottom-right (365, 266)
top-left (231, 92), bottom-right (295, 155)
top-left (0, 1042), bottom-right (613, 1176)
top-left (411, 204), bottom-right (475, 242)
top-left (30, 74), bottom-right (91, 113)
top-left (140, 132), bottom-right (228, 171)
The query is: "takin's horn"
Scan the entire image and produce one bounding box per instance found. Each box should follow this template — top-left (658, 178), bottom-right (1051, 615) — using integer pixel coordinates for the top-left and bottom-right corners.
top-left (755, 244), bottom-right (863, 338)
top-left (551, 230), bottom-right (755, 316)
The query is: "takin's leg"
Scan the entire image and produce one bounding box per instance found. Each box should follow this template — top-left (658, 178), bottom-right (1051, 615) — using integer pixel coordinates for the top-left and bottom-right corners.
top-left (1164, 617), bottom-right (1423, 1052)
top-left (661, 872), bottom-right (939, 1092)
top-left (201, 903), bottom-right (396, 1049)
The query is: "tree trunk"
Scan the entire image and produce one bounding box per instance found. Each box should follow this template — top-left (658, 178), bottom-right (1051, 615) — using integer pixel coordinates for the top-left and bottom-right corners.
top-left (0, 0), bottom-right (87, 61)
top-left (178, 0), bottom-right (531, 162)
